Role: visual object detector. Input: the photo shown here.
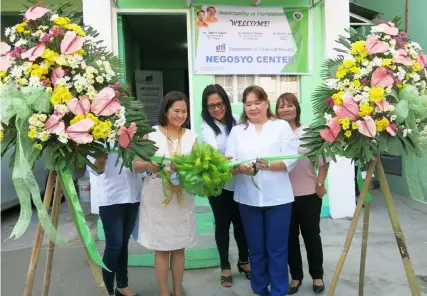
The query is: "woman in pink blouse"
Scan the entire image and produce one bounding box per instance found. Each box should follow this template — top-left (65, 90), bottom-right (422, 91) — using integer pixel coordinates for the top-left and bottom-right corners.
top-left (276, 93), bottom-right (329, 295)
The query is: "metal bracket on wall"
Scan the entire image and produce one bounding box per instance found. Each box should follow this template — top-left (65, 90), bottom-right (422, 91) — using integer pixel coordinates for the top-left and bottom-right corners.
top-left (309, 0), bottom-right (325, 9)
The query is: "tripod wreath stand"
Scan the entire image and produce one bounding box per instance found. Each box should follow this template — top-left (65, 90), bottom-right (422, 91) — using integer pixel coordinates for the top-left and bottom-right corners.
top-left (328, 156), bottom-right (421, 296)
top-left (22, 170), bottom-right (109, 296)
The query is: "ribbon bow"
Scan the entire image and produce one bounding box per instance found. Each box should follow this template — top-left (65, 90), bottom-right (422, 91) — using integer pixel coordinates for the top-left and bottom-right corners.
top-left (0, 83), bottom-right (62, 243)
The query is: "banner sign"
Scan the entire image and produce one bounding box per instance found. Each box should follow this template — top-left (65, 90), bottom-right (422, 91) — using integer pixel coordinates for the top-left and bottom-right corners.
top-left (135, 70), bottom-right (163, 126)
top-left (192, 5), bottom-right (311, 75)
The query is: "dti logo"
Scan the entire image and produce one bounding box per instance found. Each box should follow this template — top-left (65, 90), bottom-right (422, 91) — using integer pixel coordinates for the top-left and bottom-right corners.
top-left (216, 43), bottom-right (226, 52)
top-left (145, 75), bottom-right (153, 82)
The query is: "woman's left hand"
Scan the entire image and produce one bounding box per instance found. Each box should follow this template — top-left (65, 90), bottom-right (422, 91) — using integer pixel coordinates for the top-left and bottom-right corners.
top-left (315, 184), bottom-right (327, 198)
top-left (256, 159), bottom-right (270, 171)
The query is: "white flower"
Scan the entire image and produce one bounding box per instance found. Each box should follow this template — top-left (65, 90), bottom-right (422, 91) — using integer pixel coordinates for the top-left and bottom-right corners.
top-left (14, 39), bottom-right (28, 47)
top-left (86, 66), bottom-right (98, 74)
top-left (55, 104), bottom-right (69, 115)
top-left (325, 79), bottom-right (338, 89)
top-left (9, 34), bottom-right (16, 43)
top-left (409, 42), bottom-right (421, 50)
top-left (390, 115), bottom-right (397, 121)
top-left (10, 65), bottom-right (24, 78)
top-left (37, 130), bottom-right (50, 141)
top-left (324, 113), bottom-right (332, 121)
top-left (388, 104), bottom-right (395, 111)
top-left (96, 60), bottom-right (103, 66)
top-left (57, 131), bottom-right (69, 144)
top-left (46, 87), bottom-right (53, 93)
top-left (389, 39), bottom-right (396, 48)
top-left (50, 14), bottom-right (59, 21)
top-left (96, 76), bottom-right (104, 84)
top-left (5, 27), bottom-right (12, 37)
top-left (409, 48), bottom-right (418, 59)
top-left (383, 35), bottom-right (391, 40)
top-left (353, 94), bottom-right (362, 102)
top-left (37, 114), bottom-right (47, 122)
top-left (101, 56), bottom-right (106, 60)
top-left (411, 72), bottom-right (421, 82)
top-left (29, 76), bottom-right (42, 87)
top-left (373, 57), bottom-right (383, 66)
top-left (80, 61), bottom-right (87, 69)
top-left (362, 60), bottom-right (370, 67)
top-left (105, 74), bottom-right (113, 82)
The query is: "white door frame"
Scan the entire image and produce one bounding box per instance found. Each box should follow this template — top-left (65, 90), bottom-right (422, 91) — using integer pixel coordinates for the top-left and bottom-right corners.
top-left (111, 8), bottom-right (195, 129)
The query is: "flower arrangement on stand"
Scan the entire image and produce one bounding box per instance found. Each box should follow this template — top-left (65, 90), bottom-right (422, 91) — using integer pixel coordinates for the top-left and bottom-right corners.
top-left (301, 21), bottom-right (426, 296)
top-left (0, 2), bottom-right (157, 271)
top-left (302, 21), bottom-right (427, 165)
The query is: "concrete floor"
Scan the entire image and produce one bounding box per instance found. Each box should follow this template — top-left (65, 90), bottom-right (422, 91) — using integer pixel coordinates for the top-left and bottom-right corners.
top-left (1, 190), bottom-right (427, 296)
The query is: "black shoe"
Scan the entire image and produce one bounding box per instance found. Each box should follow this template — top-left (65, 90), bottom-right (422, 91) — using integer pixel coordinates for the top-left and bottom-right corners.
top-left (237, 260), bottom-right (251, 280)
top-left (115, 288), bottom-right (139, 296)
top-left (313, 280), bottom-right (325, 293)
top-left (220, 268), bottom-right (233, 288)
top-left (288, 280), bottom-right (302, 295)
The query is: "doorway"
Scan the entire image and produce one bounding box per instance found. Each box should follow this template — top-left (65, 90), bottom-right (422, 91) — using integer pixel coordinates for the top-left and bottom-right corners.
top-left (118, 13), bottom-right (190, 127)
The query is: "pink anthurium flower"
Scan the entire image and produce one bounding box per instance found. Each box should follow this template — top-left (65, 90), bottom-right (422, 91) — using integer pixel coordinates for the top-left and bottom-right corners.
top-left (393, 49), bottom-right (413, 66)
top-left (66, 118), bottom-right (94, 144)
top-left (118, 122), bottom-right (137, 148)
top-left (357, 116), bottom-right (377, 138)
top-left (90, 87), bottom-right (121, 116)
top-left (66, 96), bottom-right (91, 116)
top-left (320, 118), bottom-right (341, 143)
top-left (24, 2), bottom-right (51, 21)
top-left (417, 53), bottom-right (427, 68)
top-left (366, 35), bottom-right (389, 55)
top-left (375, 100), bottom-right (390, 112)
top-left (45, 114), bottom-right (65, 134)
top-left (20, 43), bottom-right (46, 61)
top-left (0, 42), bottom-right (11, 71)
top-left (371, 67), bottom-right (395, 88)
top-left (386, 123), bottom-right (398, 136)
top-left (377, 22), bottom-right (399, 36)
top-left (60, 31), bottom-right (85, 55)
top-left (333, 96), bottom-right (359, 120)
top-left (51, 67), bottom-right (65, 87)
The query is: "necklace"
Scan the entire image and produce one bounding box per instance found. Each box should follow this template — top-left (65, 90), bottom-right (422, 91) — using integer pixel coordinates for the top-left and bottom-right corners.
top-left (164, 126), bottom-right (182, 157)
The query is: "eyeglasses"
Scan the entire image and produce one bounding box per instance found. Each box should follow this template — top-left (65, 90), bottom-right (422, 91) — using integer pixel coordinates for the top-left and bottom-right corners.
top-left (207, 101), bottom-right (225, 111)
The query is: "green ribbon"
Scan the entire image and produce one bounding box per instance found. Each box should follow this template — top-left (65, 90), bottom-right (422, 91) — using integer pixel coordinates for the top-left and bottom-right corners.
top-left (59, 164), bottom-right (110, 271)
top-left (394, 85), bottom-right (427, 124)
top-left (1, 84), bottom-right (63, 242)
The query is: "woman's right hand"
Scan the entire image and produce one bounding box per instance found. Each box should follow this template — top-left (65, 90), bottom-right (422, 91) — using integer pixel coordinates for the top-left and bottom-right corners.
top-left (239, 163), bottom-right (254, 176)
top-left (146, 162), bottom-right (160, 174)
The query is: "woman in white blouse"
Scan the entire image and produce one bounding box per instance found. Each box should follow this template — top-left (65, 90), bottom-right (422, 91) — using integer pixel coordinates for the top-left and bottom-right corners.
top-left (225, 85), bottom-right (298, 296)
top-left (200, 84), bottom-right (250, 288)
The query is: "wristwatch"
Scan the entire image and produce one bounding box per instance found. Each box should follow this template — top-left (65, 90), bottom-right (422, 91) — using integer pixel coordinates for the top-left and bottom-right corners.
top-left (317, 181), bottom-right (324, 187)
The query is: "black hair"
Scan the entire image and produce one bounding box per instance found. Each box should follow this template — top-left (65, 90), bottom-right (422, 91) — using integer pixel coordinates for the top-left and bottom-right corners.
top-left (201, 84), bottom-right (236, 135)
top-left (158, 91), bottom-right (189, 126)
top-left (197, 10), bottom-right (205, 16)
top-left (207, 6), bottom-right (216, 12)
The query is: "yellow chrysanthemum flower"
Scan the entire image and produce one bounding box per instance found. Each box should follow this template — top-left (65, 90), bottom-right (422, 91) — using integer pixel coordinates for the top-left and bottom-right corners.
top-left (51, 85), bottom-right (73, 105)
top-left (350, 41), bottom-right (368, 59)
top-left (15, 22), bottom-right (27, 33)
top-left (70, 114), bottom-right (86, 125)
top-left (412, 62), bottom-right (421, 72)
top-left (64, 23), bottom-right (86, 36)
top-left (339, 118), bottom-right (351, 130)
top-left (351, 80), bottom-right (361, 88)
top-left (0, 71), bottom-right (6, 78)
top-left (358, 102), bottom-right (374, 117)
top-left (375, 117), bottom-right (390, 132)
top-left (53, 17), bottom-right (71, 26)
top-left (344, 130), bottom-right (352, 138)
top-left (350, 67), bottom-right (360, 74)
top-left (332, 91), bottom-right (344, 105)
top-left (34, 144), bottom-right (43, 150)
top-left (39, 132), bottom-right (49, 142)
top-left (42, 49), bottom-right (59, 64)
top-left (0, 131), bottom-right (4, 141)
top-left (382, 59), bottom-right (393, 67)
top-left (92, 121), bottom-right (112, 140)
top-left (28, 129), bottom-right (38, 139)
top-left (86, 113), bottom-right (99, 126)
top-left (336, 65), bottom-right (347, 79)
top-left (343, 60), bottom-right (356, 69)
top-left (369, 87), bottom-right (385, 103)
top-left (352, 122), bottom-right (358, 130)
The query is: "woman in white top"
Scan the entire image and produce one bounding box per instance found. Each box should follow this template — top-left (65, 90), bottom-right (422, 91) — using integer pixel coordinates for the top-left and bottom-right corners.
top-left (133, 91), bottom-right (197, 296)
top-left (225, 86), bottom-right (298, 296)
top-left (200, 84), bottom-right (250, 288)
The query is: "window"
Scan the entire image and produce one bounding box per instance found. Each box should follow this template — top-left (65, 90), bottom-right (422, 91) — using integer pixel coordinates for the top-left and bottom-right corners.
top-left (214, 75), bottom-right (299, 104)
